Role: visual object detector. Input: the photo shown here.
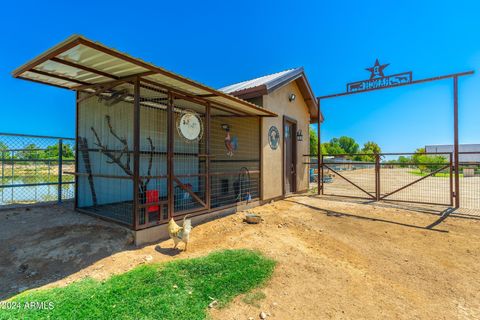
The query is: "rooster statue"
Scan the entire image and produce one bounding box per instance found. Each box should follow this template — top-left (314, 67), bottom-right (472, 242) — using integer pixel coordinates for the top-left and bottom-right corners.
top-left (167, 214), bottom-right (192, 251)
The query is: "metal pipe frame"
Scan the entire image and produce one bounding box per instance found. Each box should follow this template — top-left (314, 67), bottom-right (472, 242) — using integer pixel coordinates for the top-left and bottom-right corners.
top-left (317, 70), bottom-right (474, 208)
top-left (453, 76), bottom-right (460, 208)
top-left (317, 99), bottom-right (321, 195)
top-left (133, 77), bottom-right (141, 230)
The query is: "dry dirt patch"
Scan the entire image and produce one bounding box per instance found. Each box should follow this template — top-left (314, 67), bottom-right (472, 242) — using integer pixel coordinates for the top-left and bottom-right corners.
top-left (1, 196), bottom-right (480, 319)
top-left (0, 204), bottom-right (132, 300)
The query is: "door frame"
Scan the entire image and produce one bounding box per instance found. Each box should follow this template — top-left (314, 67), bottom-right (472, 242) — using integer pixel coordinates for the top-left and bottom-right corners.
top-left (282, 115), bottom-right (297, 195)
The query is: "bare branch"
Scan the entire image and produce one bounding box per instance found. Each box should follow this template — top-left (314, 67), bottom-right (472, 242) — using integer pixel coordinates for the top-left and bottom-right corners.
top-left (91, 126), bottom-right (133, 177)
top-left (105, 115), bottom-right (131, 172)
top-left (144, 137), bottom-right (155, 187)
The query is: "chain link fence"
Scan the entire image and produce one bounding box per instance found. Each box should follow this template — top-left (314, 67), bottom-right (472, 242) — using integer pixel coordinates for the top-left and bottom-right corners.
top-left (0, 133), bottom-right (75, 208)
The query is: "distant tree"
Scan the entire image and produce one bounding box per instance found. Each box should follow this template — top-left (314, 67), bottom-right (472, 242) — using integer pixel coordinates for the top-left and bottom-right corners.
top-left (309, 128), bottom-right (318, 156)
top-left (40, 143), bottom-right (75, 160)
top-left (0, 141), bottom-right (9, 159)
top-left (412, 147), bottom-right (447, 175)
top-left (17, 144), bottom-right (39, 160)
top-left (411, 148), bottom-right (425, 166)
top-left (0, 141), bottom-right (6, 150)
top-left (42, 145), bottom-right (59, 159)
top-left (322, 139), bottom-right (345, 155)
top-left (62, 144), bottom-right (75, 159)
top-left (362, 141), bottom-right (381, 155)
top-left (397, 155), bottom-right (411, 168)
top-left (321, 136), bottom-right (382, 161)
top-left (321, 143), bottom-right (329, 156)
top-left (353, 141), bottom-right (382, 162)
top-left (338, 136), bottom-right (359, 155)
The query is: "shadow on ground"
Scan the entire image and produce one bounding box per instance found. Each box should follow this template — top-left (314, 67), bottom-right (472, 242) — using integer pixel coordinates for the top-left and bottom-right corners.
top-left (285, 198), bottom-right (452, 233)
top-left (0, 204), bottom-right (133, 300)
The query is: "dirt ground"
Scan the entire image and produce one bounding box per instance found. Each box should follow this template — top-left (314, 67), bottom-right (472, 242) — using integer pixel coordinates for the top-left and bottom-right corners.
top-left (2, 196), bottom-right (480, 319)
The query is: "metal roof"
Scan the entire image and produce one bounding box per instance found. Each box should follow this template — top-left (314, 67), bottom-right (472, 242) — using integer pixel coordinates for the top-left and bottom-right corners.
top-left (12, 35), bottom-right (277, 117)
top-left (219, 68), bottom-right (301, 94)
top-left (219, 67), bottom-right (322, 122)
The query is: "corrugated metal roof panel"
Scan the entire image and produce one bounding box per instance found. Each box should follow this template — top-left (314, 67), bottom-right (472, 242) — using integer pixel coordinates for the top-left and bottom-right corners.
top-left (219, 68), bottom-right (302, 94)
top-left (34, 60), bottom-right (111, 84)
top-left (21, 70), bottom-right (80, 88)
top-left (57, 44), bottom-right (149, 77)
top-left (12, 35), bottom-right (277, 117)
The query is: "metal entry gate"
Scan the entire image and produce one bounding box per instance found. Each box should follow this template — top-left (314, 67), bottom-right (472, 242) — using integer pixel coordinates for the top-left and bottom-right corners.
top-left (320, 152), bottom-right (454, 207)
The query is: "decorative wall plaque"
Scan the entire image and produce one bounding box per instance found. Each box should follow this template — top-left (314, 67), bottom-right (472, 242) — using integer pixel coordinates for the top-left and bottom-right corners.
top-left (268, 126), bottom-right (280, 150)
top-left (176, 110), bottom-right (203, 142)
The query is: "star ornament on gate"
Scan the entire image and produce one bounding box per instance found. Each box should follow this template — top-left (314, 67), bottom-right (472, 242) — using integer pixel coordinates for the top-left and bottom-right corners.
top-left (366, 59), bottom-right (390, 79)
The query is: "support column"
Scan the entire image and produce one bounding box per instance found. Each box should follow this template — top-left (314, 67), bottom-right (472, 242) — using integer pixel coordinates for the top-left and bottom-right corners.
top-left (259, 116), bottom-right (263, 201)
top-left (205, 103), bottom-right (211, 209)
top-left (167, 92), bottom-right (174, 218)
top-left (74, 91), bottom-right (79, 210)
top-left (57, 138), bottom-right (63, 203)
top-left (317, 99), bottom-right (321, 195)
top-left (375, 153), bottom-right (380, 201)
top-left (133, 77), bottom-right (141, 229)
top-left (453, 76), bottom-right (460, 208)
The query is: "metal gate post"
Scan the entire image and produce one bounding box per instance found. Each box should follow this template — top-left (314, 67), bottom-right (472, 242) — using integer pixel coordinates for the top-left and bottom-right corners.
top-left (320, 154), bottom-right (324, 195)
top-left (57, 138), bottom-right (63, 203)
top-left (317, 99), bottom-right (321, 195)
top-left (453, 76), bottom-right (460, 208)
top-left (449, 152), bottom-right (454, 206)
top-left (375, 153), bottom-right (380, 201)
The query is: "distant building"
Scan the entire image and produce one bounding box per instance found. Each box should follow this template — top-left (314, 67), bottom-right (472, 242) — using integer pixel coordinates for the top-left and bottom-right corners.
top-left (425, 144), bottom-right (480, 163)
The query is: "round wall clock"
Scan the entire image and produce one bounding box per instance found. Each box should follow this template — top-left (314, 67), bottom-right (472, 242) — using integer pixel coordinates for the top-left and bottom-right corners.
top-left (176, 110), bottom-right (204, 142)
top-left (268, 126), bottom-right (280, 150)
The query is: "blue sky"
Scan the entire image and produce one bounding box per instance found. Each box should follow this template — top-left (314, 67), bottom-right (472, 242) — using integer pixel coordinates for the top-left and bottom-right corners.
top-left (0, 0), bottom-right (478, 152)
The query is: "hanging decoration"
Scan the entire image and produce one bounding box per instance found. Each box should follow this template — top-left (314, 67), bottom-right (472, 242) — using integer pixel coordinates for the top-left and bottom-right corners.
top-left (176, 110), bottom-right (204, 142)
top-left (268, 126), bottom-right (280, 150)
top-left (223, 125), bottom-right (238, 157)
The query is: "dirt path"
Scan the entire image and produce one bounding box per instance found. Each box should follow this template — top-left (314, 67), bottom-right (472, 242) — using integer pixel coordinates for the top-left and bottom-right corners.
top-left (2, 196), bottom-right (480, 319)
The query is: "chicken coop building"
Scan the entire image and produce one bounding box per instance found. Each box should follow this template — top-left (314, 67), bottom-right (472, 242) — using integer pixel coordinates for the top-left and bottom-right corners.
top-left (12, 35), bottom-right (320, 244)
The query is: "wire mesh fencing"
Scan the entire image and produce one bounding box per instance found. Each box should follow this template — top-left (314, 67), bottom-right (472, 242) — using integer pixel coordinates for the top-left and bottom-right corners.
top-left (318, 153), bottom-right (454, 206)
top-left (321, 155), bottom-right (376, 200)
top-left (76, 83), bottom-right (136, 226)
top-left (0, 132), bottom-right (75, 208)
top-left (458, 152), bottom-right (480, 211)
top-left (379, 153), bottom-right (452, 206)
top-left (210, 116), bottom-right (260, 208)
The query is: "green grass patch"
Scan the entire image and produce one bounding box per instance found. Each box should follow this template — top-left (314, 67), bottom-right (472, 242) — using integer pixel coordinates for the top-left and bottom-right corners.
top-left (0, 249), bottom-right (275, 320)
top-left (241, 291), bottom-right (266, 308)
top-left (409, 170), bottom-right (460, 178)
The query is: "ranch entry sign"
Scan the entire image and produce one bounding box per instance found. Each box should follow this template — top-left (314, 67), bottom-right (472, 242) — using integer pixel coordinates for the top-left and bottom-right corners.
top-left (346, 59), bottom-right (412, 93)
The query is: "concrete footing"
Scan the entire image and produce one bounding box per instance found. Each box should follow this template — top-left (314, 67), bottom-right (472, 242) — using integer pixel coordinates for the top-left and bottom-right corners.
top-left (134, 200), bottom-right (261, 246)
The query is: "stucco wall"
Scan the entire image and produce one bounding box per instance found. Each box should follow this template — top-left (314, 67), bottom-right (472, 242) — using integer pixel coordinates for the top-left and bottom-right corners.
top-left (261, 81), bottom-right (311, 200)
